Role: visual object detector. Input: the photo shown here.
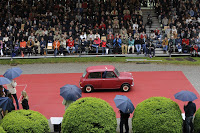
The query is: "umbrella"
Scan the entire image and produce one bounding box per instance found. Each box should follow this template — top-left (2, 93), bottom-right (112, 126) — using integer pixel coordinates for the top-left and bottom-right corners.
top-left (174, 90), bottom-right (198, 101)
top-left (60, 84), bottom-right (82, 101)
top-left (0, 77), bottom-right (11, 85)
top-left (3, 67), bottom-right (23, 80)
top-left (114, 95), bottom-right (135, 113)
top-left (0, 97), bottom-right (15, 112)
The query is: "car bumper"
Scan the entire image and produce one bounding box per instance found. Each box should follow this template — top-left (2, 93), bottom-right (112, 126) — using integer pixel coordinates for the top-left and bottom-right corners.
top-left (131, 82), bottom-right (134, 86)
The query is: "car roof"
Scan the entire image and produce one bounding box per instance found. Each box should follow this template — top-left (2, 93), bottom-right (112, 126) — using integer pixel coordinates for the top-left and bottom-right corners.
top-left (86, 65), bottom-right (115, 73)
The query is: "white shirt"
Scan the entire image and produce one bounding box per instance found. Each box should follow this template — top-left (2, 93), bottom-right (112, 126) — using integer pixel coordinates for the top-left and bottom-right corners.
top-left (7, 80), bottom-right (17, 94)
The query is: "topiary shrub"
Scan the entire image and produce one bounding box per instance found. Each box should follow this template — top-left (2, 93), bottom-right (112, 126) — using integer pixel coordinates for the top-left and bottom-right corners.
top-left (132, 97), bottom-right (183, 133)
top-left (1, 110), bottom-right (49, 133)
top-left (0, 126), bottom-right (6, 133)
top-left (194, 108), bottom-right (200, 133)
top-left (62, 97), bottom-right (117, 133)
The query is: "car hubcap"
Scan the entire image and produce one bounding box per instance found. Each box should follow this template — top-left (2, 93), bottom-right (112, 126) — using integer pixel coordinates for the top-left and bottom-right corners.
top-left (86, 87), bottom-right (91, 92)
top-left (123, 86), bottom-right (129, 91)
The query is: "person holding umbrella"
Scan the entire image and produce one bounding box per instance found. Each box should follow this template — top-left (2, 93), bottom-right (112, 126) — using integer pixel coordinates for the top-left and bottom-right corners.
top-left (114, 95), bottom-right (134, 133)
top-left (3, 67), bottom-right (23, 110)
top-left (184, 101), bottom-right (196, 133)
top-left (174, 90), bottom-right (197, 133)
top-left (60, 84), bottom-right (82, 110)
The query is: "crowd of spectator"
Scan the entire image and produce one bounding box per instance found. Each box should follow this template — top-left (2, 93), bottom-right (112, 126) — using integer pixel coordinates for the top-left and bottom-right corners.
top-left (0, 0), bottom-right (200, 58)
top-left (155, 0), bottom-right (200, 55)
top-left (0, 0), bottom-right (155, 57)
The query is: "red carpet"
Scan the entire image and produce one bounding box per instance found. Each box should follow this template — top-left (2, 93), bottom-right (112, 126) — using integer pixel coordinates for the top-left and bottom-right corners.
top-left (10, 71), bottom-right (200, 119)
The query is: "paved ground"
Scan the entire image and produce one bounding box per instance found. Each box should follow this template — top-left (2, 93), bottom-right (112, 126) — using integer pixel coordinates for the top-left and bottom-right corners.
top-left (0, 62), bottom-right (199, 133)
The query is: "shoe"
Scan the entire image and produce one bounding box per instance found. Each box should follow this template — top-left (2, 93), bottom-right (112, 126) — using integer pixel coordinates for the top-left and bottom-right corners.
top-left (61, 53), bottom-right (63, 56)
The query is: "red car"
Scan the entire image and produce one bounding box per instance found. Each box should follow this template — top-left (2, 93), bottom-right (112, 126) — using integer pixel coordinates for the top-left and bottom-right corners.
top-left (79, 65), bottom-right (134, 93)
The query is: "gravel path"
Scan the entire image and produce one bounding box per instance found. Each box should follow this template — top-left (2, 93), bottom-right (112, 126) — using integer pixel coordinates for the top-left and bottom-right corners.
top-left (0, 63), bottom-right (199, 94)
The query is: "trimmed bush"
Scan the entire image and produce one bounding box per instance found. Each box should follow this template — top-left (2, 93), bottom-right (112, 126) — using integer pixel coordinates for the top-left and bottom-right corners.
top-left (1, 110), bottom-right (49, 133)
top-left (0, 126), bottom-right (6, 133)
top-left (194, 108), bottom-right (200, 133)
top-left (62, 97), bottom-right (117, 133)
top-left (132, 97), bottom-right (183, 133)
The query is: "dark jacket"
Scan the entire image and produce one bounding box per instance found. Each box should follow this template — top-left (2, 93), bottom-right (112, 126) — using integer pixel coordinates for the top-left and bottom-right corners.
top-left (22, 98), bottom-right (29, 110)
top-left (184, 101), bottom-right (196, 117)
top-left (120, 110), bottom-right (130, 120)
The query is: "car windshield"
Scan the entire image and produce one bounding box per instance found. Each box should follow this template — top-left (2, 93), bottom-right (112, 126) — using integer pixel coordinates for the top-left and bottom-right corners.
top-left (114, 68), bottom-right (120, 77)
top-left (82, 70), bottom-right (87, 77)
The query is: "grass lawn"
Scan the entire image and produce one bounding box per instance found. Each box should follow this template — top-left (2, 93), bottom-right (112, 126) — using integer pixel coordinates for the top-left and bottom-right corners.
top-left (0, 56), bottom-right (200, 65)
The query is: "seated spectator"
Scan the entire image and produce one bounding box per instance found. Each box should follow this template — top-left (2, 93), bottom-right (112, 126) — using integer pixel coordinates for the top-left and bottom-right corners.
top-left (26, 38), bottom-right (34, 56)
top-left (40, 37), bottom-right (46, 55)
top-left (107, 31), bottom-right (114, 40)
top-left (177, 43), bottom-right (182, 53)
top-left (60, 38), bottom-right (66, 56)
top-left (195, 36), bottom-right (200, 51)
top-left (168, 36), bottom-right (176, 53)
top-left (128, 37), bottom-right (134, 54)
top-left (107, 25), bottom-right (113, 35)
top-left (74, 38), bottom-right (80, 54)
top-left (12, 39), bottom-right (20, 57)
top-left (33, 38), bottom-right (40, 55)
top-left (162, 17), bottom-right (168, 26)
top-left (101, 39), bottom-right (107, 55)
top-left (80, 31), bottom-right (87, 41)
top-left (53, 39), bottom-right (60, 56)
top-left (146, 14), bottom-right (152, 28)
top-left (134, 36), bottom-right (142, 55)
top-left (87, 31), bottom-right (95, 41)
top-left (121, 36), bottom-right (128, 54)
top-left (106, 36), bottom-right (113, 54)
top-left (66, 37), bottom-right (75, 54)
top-left (175, 36), bottom-right (182, 48)
top-left (148, 42), bottom-right (155, 57)
top-left (20, 39), bottom-right (26, 57)
top-left (113, 35), bottom-right (122, 54)
top-left (182, 38), bottom-right (190, 53)
top-left (92, 36), bottom-right (101, 54)
top-left (162, 37), bottom-right (169, 53)
top-left (81, 38), bottom-right (87, 54)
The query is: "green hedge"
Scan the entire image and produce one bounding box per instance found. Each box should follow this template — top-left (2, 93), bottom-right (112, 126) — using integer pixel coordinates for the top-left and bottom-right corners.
top-left (0, 126), bottom-right (6, 133)
top-left (1, 110), bottom-right (49, 133)
top-left (194, 108), bottom-right (200, 133)
top-left (132, 97), bottom-right (183, 133)
top-left (62, 97), bottom-right (117, 133)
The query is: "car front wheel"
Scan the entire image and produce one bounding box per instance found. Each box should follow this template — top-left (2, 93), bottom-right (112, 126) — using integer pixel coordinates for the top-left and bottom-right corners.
top-left (84, 85), bottom-right (93, 93)
top-left (121, 84), bottom-right (130, 92)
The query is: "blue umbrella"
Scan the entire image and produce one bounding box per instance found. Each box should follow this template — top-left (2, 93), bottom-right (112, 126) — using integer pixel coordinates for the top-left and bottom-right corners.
top-left (174, 90), bottom-right (198, 101)
top-left (114, 95), bottom-right (135, 113)
top-left (0, 77), bottom-right (11, 85)
top-left (60, 84), bottom-right (82, 101)
top-left (3, 67), bottom-right (23, 80)
top-left (0, 97), bottom-right (15, 112)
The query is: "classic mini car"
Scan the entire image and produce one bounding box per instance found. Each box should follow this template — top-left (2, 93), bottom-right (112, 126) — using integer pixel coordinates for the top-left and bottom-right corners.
top-left (79, 65), bottom-right (134, 93)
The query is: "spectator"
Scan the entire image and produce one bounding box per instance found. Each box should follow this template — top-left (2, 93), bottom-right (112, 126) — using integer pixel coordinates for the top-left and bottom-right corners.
top-left (113, 35), bottom-right (122, 54)
top-left (53, 39), bottom-right (60, 56)
top-left (74, 38), bottom-right (80, 54)
top-left (40, 37), bottom-right (46, 55)
top-left (33, 38), bottom-right (40, 55)
top-left (92, 36), bottom-right (101, 54)
top-left (162, 37), bottom-right (168, 53)
top-left (66, 36), bottom-right (75, 54)
top-left (106, 36), bottom-right (113, 54)
top-left (81, 38), bottom-right (87, 54)
top-left (26, 38), bottom-right (34, 56)
top-left (121, 36), bottom-right (128, 54)
top-left (21, 90), bottom-right (29, 110)
top-left (134, 36), bottom-right (142, 55)
top-left (101, 39), bottom-right (107, 55)
top-left (60, 38), bottom-right (66, 56)
top-left (20, 39), bottom-right (26, 57)
top-left (168, 36), bottom-right (176, 53)
top-left (128, 37), bottom-right (134, 54)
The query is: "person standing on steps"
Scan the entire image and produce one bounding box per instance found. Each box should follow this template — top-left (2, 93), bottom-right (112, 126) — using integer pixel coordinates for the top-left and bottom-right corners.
top-left (119, 110), bottom-right (130, 133)
top-left (7, 79), bottom-right (19, 110)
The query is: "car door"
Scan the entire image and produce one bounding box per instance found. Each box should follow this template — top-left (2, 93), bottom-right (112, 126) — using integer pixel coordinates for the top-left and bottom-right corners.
top-left (101, 71), bottom-right (120, 89)
top-left (86, 72), bottom-right (102, 89)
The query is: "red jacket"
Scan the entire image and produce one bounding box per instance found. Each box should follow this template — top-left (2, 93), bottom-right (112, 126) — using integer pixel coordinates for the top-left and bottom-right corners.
top-left (94, 38), bottom-right (101, 46)
top-left (67, 39), bottom-right (74, 47)
top-left (101, 41), bottom-right (107, 47)
top-left (182, 39), bottom-right (189, 45)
